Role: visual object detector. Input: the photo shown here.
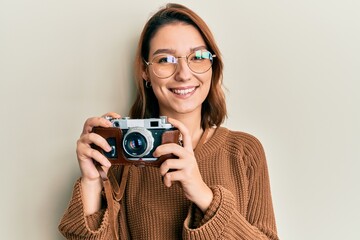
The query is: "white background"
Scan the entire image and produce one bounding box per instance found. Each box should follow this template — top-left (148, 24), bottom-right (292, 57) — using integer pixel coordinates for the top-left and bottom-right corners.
top-left (1, 0), bottom-right (359, 239)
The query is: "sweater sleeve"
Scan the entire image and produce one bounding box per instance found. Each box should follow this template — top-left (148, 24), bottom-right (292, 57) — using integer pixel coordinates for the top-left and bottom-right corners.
top-left (182, 134), bottom-right (279, 240)
top-left (58, 178), bottom-right (120, 240)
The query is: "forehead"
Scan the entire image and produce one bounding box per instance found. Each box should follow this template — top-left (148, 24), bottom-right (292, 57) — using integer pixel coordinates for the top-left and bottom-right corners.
top-left (149, 23), bottom-right (206, 55)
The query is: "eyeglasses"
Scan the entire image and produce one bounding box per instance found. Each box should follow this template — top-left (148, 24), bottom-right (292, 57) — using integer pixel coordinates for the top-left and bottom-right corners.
top-left (144, 49), bottom-right (216, 79)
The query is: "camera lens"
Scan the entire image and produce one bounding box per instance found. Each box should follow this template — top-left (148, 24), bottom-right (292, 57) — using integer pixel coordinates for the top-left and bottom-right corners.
top-left (123, 127), bottom-right (154, 158)
top-left (124, 132), bottom-right (147, 156)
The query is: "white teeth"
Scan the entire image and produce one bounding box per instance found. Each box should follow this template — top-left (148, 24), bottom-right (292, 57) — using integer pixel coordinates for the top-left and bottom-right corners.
top-left (172, 87), bottom-right (195, 95)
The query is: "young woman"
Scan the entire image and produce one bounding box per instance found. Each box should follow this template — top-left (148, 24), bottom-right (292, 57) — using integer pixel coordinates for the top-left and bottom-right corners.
top-left (59, 3), bottom-right (279, 240)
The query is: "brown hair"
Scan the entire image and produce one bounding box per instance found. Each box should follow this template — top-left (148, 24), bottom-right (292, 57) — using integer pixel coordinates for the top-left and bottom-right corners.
top-left (129, 3), bottom-right (227, 129)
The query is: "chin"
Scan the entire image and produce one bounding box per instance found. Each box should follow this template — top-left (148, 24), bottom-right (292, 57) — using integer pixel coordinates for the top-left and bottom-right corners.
top-left (173, 105), bottom-right (201, 115)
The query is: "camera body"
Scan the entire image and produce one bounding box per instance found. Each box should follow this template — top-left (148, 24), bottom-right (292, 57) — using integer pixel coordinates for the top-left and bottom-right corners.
top-left (92, 116), bottom-right (180, 167)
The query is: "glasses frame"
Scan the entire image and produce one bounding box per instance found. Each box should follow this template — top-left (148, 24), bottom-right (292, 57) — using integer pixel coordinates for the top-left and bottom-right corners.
top-left (144, 50), bottom-right (216, 79)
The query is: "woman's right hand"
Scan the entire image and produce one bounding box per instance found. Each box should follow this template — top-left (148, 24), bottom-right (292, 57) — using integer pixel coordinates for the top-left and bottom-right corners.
top-left (76, 112), bottom-right (121, 182)
top-left (77, 112), bottom-right (121, 215)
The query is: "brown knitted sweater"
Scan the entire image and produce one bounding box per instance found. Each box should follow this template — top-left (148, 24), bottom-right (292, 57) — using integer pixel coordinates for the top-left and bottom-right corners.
top-left (59, 127), bottom-right (279, 239)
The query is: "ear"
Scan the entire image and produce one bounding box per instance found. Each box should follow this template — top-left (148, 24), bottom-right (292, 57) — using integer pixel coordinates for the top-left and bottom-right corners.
top-left (142, 70), bottom-right (148, 81)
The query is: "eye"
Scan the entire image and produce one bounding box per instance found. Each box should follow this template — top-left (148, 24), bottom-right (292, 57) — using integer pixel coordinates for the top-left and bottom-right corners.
top-left (154, 55), bottom-right (177, 64)
top-left (190, 50), bottom-right (211, 62)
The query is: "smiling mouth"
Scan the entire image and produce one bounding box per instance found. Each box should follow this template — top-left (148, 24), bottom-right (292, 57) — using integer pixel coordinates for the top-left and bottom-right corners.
top-left (171, 87), bottom-right (197, 95)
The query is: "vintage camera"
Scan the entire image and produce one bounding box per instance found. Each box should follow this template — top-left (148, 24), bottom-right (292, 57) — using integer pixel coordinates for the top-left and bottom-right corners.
top-left (92, 116), bottom-right (180, 167)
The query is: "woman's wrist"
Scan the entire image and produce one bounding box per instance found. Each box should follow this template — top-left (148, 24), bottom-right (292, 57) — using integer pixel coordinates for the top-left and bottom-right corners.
top-left (194, 184), bottom-right (214, 213)
top-left (81, 177), bottom-right (103, 215)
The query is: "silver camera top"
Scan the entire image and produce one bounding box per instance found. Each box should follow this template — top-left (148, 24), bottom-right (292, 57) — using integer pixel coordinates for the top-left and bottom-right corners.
top-left (107, 116), bottom-right (174, 129)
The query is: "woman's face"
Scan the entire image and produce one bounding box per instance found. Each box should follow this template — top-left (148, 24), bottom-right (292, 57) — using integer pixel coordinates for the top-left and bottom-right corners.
top-left (143, 23), bottom-right (212, 117)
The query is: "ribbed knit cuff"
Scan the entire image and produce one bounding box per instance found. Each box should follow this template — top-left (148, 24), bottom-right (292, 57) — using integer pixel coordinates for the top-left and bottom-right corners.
top-left (183, 185), bottom-right (236, 239)
top-left (58, 178), bottom-right (117, 239)
top-left (85, 209), bottom-right (106, 231)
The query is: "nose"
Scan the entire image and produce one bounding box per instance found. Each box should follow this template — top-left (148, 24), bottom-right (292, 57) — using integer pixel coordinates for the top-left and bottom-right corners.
top-left (174, 57), bottom-right (191, 81)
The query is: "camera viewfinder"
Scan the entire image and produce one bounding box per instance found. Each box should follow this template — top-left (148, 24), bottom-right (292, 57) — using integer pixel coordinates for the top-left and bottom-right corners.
top-left (150, 121), bottom-right (159, 127)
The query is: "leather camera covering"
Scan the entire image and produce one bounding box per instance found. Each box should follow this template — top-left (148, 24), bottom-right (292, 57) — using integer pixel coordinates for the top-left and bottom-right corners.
top-left (91, 127), bottom-right (180, 167)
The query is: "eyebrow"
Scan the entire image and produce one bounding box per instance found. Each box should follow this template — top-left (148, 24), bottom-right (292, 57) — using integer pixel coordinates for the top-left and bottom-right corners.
top-left (153, 48), bottom-right (175, 55)
top-left (152, 46), bottom-right (208, 56)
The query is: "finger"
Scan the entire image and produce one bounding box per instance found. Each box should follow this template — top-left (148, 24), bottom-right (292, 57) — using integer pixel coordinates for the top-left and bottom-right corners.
top-left (82, 147), bottom-right (111, 168)
top-left (167, 118), bottom-right (193, 151)
top-left (163, 170), bottom-right (185, 188)
top-left (101, 112), bottom-right (121, 119)
top-left (159, 158), bottom-right (184, 176)
top-left (82, 117), bottom-right (113, 134)
top-left (153, 143), bottom-right (189, 159)
top-left (81, 132), bottom-right (112, 151)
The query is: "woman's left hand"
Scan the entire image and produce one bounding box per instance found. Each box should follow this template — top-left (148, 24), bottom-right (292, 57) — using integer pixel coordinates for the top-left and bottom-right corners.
top-left (153, 118), bottom-right (213, 212)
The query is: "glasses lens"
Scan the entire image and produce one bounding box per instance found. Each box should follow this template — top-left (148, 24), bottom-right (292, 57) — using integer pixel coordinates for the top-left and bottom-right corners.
top-left (188, 50), bottom-right (214, 73)
top-left (151, 55), bottom-right (177, 78)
